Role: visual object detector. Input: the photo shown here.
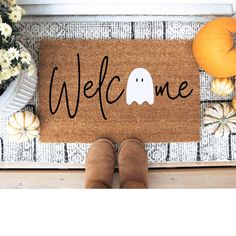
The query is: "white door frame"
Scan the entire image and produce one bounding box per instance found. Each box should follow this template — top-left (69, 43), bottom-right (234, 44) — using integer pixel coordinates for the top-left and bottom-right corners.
top-left (233, 0), bottom-right (236, 13)
top-left (18, 0), bottom-right (235, 16)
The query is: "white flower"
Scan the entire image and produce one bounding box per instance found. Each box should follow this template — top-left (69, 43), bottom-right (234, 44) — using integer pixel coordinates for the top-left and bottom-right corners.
top-left (0, 57), bottom-right (11, 69)
top-left (0, 23), bottom-right (12, 38)
top-left (22, 8), bottom-right (26, 15)
top-left (7, 0), bottom-right (17, 7)
top-left (0, 49), bottom-right (11, 69)
top-left (11, 66), bottom-right (20, 77)
top-left (0, 69), bottom-right (12, 81)
top-left (9, 10), bottom-right (22, 23)
top-left (11, 5), bottom-right (25, 15)
top-left (0, 49), bottom-right (8, 59)
top-left (8, 47), bottom-right (20, 60)
top-left (20, 51), bottom-right (31, 64)
top-left (27, 64), bottom-right (35, 76)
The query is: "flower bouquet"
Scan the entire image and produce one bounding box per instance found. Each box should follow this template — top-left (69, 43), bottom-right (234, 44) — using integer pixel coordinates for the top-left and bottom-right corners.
top-left (0, 0), bottom-right (37, 116)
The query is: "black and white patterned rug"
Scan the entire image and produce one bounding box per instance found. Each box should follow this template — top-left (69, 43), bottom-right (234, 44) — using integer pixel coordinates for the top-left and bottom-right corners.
top-left (0, 16), bottom-right (235, 168)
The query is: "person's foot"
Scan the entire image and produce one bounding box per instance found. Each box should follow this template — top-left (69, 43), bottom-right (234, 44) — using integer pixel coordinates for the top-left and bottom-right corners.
top-left (118, 139), bottom-right (148, 189)
top-left (85, 139), bottom-right (116, 188)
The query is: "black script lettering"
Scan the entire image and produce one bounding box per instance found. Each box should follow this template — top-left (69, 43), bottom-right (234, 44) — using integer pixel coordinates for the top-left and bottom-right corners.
top-left (178, 81), bottom-right (193, 98)
top-left (49, 54), bottom-right (81, 119)
top-left (83, 81), bottom-right (94, 98)
top-left (106, 76), bottom-right (125, 104)
top-left (155, 81), bottom-right (193, 99)
top-left (83, 56), bottom-right (108, 120)
top-left (83, 56), bottom-right (124, 120)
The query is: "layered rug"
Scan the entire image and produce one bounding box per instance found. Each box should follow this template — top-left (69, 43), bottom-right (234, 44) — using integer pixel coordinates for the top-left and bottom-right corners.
top-left (0, 16), bottom-right (235, 168)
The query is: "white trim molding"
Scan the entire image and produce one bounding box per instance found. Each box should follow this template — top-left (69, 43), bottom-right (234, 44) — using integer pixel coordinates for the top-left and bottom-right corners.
top-left (233, 0), bottom-right (236, 14)
top-left (18, 0), bottom-right (235, 16)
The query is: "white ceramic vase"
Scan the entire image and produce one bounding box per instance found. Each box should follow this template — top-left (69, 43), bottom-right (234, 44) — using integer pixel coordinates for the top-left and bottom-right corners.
top-left (0, 45), bottom-right (38, 117)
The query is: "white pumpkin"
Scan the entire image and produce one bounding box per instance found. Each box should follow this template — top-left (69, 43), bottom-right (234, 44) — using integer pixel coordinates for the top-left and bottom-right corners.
top-left (7, 111), bottom-right (40, 142)
top-left (211, 78), bottom-right (234, 96)
top-left (204, 103), bottom-right (236, 137)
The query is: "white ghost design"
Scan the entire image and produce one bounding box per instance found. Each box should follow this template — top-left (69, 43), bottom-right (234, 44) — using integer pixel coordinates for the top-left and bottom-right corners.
top-left (126, 68), bottom-right (154, 105)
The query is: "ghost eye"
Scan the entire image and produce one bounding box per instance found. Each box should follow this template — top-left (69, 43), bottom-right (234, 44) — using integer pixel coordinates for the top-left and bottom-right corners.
top-left (141, 78), bottom-right (143, 82)
top-left (136, 78), bottom-right (138, 82)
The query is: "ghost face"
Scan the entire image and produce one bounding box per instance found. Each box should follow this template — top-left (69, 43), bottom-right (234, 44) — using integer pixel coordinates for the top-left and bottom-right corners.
top-left (126, 68), bottom-right (154, 105)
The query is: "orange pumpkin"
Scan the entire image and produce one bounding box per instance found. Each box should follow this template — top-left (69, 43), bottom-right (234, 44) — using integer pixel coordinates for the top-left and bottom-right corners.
top-left (193, 18), bottom-right (236, 78)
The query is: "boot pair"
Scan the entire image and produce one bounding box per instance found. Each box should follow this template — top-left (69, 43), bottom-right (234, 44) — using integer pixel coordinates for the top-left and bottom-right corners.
top-left (85, 139), bottom-right (148, 189)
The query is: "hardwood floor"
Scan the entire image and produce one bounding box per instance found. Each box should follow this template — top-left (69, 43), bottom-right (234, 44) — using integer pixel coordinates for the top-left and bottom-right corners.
top-left (0, 167), bottom-right (236, 188)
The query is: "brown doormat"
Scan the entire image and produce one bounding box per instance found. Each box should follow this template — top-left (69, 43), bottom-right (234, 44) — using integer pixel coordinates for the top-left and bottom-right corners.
top-left (39, 39), bottom-right (200, 143)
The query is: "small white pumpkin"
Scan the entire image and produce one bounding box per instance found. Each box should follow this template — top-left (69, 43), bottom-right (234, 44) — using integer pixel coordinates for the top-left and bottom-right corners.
top-left (204, 103), bottom-right (236, 137)
top-left (211, 78), bottom-right (234, 96)
top-left (7, 111), bottom-right (40, 142)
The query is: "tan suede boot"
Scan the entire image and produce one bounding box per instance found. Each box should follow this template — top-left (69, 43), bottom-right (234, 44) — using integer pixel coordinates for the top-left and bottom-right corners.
top-left (85, 139), bottom-right (116, 189)
top-left (118, 139), bottom-right (148, 189)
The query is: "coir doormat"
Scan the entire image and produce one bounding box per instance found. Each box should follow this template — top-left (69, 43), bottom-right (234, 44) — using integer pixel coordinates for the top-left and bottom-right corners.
top-left (39, 39), bottom-right (200, 143)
